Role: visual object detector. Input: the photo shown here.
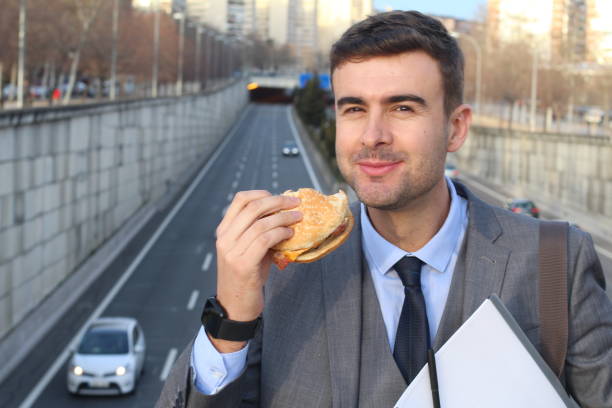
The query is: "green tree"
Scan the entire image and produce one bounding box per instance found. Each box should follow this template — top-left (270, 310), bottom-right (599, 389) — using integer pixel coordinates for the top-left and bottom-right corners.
top-left (296, 74), bottom-right (326, 128)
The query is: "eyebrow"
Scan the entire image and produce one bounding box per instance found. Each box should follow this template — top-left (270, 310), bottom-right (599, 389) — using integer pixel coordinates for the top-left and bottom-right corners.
top-left (336, 94), bottom-right (428, 109)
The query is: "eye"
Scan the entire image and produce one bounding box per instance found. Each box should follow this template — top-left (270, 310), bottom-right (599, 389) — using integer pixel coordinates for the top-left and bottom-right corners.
top-left (395, 105), bottom-right (414, 112)
top-left (343, 106), bottom-right (364, 114)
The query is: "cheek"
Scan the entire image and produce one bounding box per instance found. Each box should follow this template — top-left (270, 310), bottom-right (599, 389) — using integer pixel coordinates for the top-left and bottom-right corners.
top-left (335, 121), bottom-right (357, 154)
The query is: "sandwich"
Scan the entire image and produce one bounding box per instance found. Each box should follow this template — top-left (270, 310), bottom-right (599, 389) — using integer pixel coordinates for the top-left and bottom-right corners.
top-left (272, 188), bottom-right (354, 270)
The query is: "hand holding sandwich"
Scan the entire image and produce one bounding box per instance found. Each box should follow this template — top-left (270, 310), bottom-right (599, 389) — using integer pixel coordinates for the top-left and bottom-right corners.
top-left (214, 190), bottom-right (302, 352)
top-left (213, 188), bottom-right (352, 352)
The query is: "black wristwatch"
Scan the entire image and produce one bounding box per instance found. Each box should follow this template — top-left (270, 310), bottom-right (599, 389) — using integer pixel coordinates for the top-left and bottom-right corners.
top-left (201, 296), bottom-right (261, 341)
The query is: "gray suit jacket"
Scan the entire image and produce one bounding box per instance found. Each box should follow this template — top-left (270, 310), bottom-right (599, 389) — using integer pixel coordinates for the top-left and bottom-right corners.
top-left (157, 182), bottom-right (612, 408)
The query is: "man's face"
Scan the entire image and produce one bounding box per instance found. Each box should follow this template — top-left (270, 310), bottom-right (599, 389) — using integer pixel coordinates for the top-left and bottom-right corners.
top-left (333, 51), bottom-right (456, 211)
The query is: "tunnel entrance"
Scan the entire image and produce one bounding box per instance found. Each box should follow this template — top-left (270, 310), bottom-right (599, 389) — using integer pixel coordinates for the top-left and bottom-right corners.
top-left (249, 87), bottom-right (293, 104)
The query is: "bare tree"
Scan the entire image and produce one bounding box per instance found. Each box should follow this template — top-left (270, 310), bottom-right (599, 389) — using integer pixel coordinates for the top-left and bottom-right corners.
top-left (63, 0), bottom-right (103, 104)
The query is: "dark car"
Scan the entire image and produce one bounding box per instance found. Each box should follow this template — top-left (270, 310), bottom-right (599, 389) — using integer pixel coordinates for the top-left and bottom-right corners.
top-left (506, 199), bottom-right (540, 218)
top-left (282, 141), bottom-right (300, 156)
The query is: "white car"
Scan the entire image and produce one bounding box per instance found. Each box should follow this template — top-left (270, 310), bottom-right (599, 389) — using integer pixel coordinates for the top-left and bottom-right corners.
top-left (67, 317), bottom-right (146, 395)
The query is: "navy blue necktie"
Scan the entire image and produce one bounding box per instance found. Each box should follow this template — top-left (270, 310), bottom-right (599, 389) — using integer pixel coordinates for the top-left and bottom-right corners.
top-left (393, 256), bottom-right (429, 384)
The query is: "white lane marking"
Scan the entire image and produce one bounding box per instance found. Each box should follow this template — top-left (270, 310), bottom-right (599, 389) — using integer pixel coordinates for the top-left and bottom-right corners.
top-left (195, 244), bottom-right (204, 254)
top-left (222, 205), bottom-right (229, 216)
top-left (272, 171), bottom-right (278, 179)
top-left (232, 180), bottom-right (238, 189)
top-left (272, 162), bottom-right (277, 170)
top-left (286, 107), bottom-right (322, 191)
top-left (187, 290), bottom-right (200, 311)
top-left (236, 171), bottom-right (242, 179)
top-left (272, 181), bottom-right (279, 189)
top-left (227, 192), bottom-right (233, 201)
top-left (17, 104), bottom-right (254, 408)
top-left (202, 252), bottom-right (213, 271)
top-left (160, 348), bottom-right (178, 381)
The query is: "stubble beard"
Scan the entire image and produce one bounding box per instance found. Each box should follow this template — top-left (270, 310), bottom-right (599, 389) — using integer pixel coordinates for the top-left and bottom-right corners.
top-left (339, 147), bottom-right (446, 211)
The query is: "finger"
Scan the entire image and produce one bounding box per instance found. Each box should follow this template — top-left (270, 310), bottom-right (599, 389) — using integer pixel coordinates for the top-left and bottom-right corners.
top-left (232, 210), bottom-right (302, 256)
top-left (243, 225), bottom-right (295, 267)
top-left (220, 194), bottom-right (300, 246)
top-left (217, 190), bottom-right (270, 237)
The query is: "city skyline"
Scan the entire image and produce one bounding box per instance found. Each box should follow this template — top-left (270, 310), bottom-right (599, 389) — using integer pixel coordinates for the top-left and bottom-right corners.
top-left (374, 0), bottom-right (486, 20)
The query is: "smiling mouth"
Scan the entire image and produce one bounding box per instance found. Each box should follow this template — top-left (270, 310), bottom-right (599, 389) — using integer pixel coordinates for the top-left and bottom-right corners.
top-left (357, 161), bottom-right (402, 177)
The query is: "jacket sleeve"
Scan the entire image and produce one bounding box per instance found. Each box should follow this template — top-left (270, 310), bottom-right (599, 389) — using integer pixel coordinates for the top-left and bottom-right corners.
top-left (564, 229), bottom-right (612, 408)
top-left (155, 325), bottom-right (263, 408)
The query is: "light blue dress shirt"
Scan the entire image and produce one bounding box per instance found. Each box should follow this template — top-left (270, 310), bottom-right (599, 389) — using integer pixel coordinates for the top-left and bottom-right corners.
top-left (192, 177), bottom-right (469, 394)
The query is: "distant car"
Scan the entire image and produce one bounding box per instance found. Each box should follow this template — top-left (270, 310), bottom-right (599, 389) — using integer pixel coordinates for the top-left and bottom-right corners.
top-left (67, 317), bottom-right (146, 395)
top-left (444, 163), bottom-right (459, 179)
top-left (506, 199), bottom-right (540, 218)
top-left (282, 141), bottom-right (300, 156)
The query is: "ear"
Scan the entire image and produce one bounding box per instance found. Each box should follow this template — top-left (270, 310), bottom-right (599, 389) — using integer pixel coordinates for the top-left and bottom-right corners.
top-left (447, 104), bottom-right (472, 153)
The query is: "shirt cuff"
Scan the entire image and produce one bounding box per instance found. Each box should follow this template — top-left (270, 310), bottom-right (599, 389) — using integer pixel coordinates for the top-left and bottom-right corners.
top-left (191, 326), bottom-right (249, 395)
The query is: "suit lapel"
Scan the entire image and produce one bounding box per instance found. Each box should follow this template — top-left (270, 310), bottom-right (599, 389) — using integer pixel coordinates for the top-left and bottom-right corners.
top-left (434, 182), bottom-right (511, 348)
top-left (321, 203), bottom-right (363, 408)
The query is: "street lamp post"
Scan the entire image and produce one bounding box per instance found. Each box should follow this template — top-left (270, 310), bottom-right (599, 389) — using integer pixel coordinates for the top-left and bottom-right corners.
top-left (152, 0), bottom-right (160, 97)
top-left (174, 12), bottom-right (185, 96)
top-left (530, 50), bottom-right (538, 132)
top-left (110, 0), bottom-right (119, 100)
top-left (451, 31), bottom-right (482, 115)
top-left (17, 0), bottom-right (27, 108)
top-left (195, 26), bottom-right (202, 91)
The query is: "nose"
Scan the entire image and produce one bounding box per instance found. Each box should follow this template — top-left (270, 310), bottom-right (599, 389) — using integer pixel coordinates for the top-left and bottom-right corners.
top-left (360, 111), bottom-right (391, 148)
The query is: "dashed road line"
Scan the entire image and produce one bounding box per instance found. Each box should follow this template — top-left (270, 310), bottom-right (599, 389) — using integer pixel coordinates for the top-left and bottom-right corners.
top-left (202, 253), bottom-right (213, 272)
top-left (286, 107), bottom-right (322, 191)
top-left (160, 348), bottom-right (178, 381)
top-left (187, 290), bottom-right (200, 311)
top-left (232, 180), bottom-right (238, 189)
top-left (227, 192), bottom-right (233, 201)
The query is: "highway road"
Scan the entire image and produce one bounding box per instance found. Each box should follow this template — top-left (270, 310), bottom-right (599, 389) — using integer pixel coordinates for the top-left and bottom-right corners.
top-left (3, 103), bottom-right (611, 407)
top-left (4, 104), bottom-right (317, 408)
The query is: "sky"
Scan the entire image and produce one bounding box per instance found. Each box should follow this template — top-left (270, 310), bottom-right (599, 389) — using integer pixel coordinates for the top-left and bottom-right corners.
top-left (374, 0), bottom-right (487, 20)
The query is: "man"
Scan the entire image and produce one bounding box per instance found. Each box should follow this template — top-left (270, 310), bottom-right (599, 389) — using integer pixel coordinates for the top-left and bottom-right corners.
top-left (158, 11), bottom-right (612, 407)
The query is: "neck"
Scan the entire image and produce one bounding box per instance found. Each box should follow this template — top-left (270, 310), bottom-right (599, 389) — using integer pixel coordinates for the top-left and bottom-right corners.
top-left (366, 178), bottom-right (451, 253)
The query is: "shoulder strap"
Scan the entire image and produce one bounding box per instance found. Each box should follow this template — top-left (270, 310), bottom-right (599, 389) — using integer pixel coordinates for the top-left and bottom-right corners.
top-left (538, 221), bottom-right (569, 379)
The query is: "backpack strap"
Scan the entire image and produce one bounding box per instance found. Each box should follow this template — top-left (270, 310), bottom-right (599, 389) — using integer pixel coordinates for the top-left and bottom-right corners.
top-left (539, 221), bottom-right (569, 378)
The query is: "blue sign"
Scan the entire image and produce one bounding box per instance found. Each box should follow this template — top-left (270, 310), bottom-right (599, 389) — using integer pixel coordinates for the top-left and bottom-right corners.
top-left (299, 73), bottom-right (331, 90)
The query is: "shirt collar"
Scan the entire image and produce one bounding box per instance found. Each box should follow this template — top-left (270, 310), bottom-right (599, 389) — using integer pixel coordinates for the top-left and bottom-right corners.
top-left (361, 177), bottom-right (466, 275)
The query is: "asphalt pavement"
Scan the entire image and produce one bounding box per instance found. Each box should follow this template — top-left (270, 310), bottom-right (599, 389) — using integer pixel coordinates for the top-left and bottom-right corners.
top-left (3, 102), bottom-right (610, 407)
top-left (3, 104), bottom-right (316, 408)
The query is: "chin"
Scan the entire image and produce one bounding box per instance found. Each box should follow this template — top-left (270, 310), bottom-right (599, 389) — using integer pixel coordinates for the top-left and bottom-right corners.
top-left (353, 183), bottom-right (406, 210)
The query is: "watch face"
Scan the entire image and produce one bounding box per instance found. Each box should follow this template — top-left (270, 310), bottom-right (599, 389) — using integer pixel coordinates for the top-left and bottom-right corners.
top-left (201, 296), bottom-right (261, 341)
top-left (202, 297), bottom-right (224, 335)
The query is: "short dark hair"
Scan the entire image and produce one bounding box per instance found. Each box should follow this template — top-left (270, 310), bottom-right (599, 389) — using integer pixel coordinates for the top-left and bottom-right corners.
top-left (330, 10), bottom-right (464, 116)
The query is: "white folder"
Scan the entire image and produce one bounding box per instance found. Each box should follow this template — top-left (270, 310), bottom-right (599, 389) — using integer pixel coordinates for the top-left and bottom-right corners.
top-left (395, 295), bottom-right (579, 408)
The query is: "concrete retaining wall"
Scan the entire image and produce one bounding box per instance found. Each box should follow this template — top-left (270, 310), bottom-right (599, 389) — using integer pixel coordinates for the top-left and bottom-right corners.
top-left (455, 126), bottom-right (612, 226)
top-left (0, 82), bottom-right (247, 340)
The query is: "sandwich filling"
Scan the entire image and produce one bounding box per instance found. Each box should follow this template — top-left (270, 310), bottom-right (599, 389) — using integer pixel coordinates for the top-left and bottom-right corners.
top-left (273, 214), bottom-right (350, 270)
top-left (272, 188), bottom-right (352, 270)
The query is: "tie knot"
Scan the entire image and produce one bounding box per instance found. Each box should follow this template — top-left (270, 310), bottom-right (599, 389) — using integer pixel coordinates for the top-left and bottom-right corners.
top-left (394, 256), bottom-right (423, 287)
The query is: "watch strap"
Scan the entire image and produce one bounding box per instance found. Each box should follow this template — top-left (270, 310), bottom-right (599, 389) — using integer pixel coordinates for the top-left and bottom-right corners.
top-left (202, 297), bottom-right (261, 341)
top-left (211, 317), bottom-right (261, 342)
